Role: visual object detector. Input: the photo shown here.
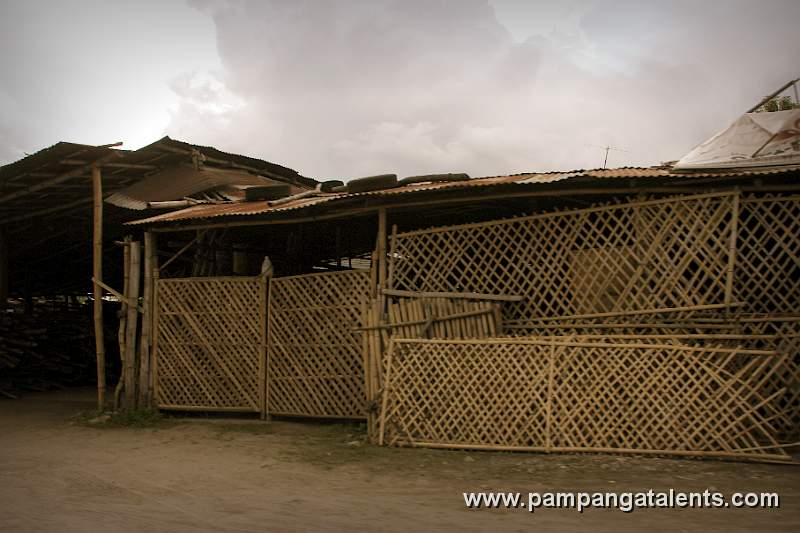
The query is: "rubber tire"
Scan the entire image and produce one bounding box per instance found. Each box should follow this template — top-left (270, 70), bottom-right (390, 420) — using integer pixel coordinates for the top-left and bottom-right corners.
top-left (345, 174), bottom-right (398, 193)
top-left (397, 173), bottom-right (470, 186)
top-left (319, 180), bottom-right (344, 193)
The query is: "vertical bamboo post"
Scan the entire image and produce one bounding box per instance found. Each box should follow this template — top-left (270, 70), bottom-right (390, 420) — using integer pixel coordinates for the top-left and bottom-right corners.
top-left (123, 240), bottom-right (141, 409)
top-left (114, 237), bottom-right (131, 410)
top-left (724, 190), bottom-right (740, 305)
top-left (150, 258), bottom-right (161, 406)
top-left (138, 232), bottom-right (155, 407)
top-left (259, 274), bottom-right (269, 421)
top-left (376, 208), bottom-right (388, 311)
top-left (378, 339), bottom-right (396, 446)
top-left (0, 227), bottom-right (8, 309)
top-left (91, 165), bottom-right (106, 410)
top-left (545, 340), bottom-right (556, 451)
top-left (386, 224), bottom-right (398, 290)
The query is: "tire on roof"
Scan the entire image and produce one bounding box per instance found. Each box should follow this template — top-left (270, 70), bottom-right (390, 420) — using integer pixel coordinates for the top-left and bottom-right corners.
top-left (345, 174), bottom-right (398, 193)
top-left (397, 173), bottom-right (470, 186)
top-left (319, 180), bottom-right (344, 193)
top-left (245, 184), bottom-right (292, 201)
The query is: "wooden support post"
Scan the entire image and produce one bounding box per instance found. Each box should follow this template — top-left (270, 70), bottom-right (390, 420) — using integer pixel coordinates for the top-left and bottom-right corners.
top-left (123, 240), bottom-right (141, 409)
top-left (138, 232), bottom-right (155, 408)
top-left (92, 165), bottom-right (106, 410)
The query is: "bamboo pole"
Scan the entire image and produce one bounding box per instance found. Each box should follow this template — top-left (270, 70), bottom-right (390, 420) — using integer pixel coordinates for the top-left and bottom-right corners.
top-left (376, 207), bottom-right (388, 311)
top-left (724, 190), bottom-right (740, 304)
top-left (401, 442), bottom-right (795, 463)
top-left (150, 257), bottom-right (160, 405)
top-left (91, 165), bottom-right (106, 410)
top-left (138, 232), bottom-right (155, 407)
top-left (114, 237), bottom-right (131, 410)
top-left (123, 241), bottom-right (141, 409)
top-left (0, 228), bottom-right (8, 309)
top-left (259, 274), bottom-right (269, 420)
top-left (378, 340), bottom-right (396, 446)
top-left (381, 288), bottom-right (523, 302)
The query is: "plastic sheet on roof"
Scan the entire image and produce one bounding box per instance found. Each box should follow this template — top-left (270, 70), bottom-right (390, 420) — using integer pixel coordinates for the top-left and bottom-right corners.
top-left (676, 109), bottom-right (800, 170)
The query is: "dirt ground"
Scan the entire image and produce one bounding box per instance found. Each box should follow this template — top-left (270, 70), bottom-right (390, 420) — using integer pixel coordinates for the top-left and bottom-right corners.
top-left (0, 389), bottom-right (797, 532)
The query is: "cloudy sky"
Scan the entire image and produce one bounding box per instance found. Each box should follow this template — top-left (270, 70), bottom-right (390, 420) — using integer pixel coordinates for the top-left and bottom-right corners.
top-left (0, 0), bottom-right (797, 179)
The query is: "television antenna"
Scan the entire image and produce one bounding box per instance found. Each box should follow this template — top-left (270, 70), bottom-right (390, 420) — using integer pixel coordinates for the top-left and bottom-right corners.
top-left (587, 144), bottom-right (629, 169)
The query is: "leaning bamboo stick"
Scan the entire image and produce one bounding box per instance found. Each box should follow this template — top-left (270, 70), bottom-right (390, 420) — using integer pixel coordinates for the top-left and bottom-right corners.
top-left (352, 306), bottom-right (495, 331)
top-left (390, 337), bottom-right (778, 355)
top-left (401, 442), bottom-right (795, 463)
top-left (382, 288), bottom-right (523, 302)
top-left (510, 302), bottom-right (747, 322)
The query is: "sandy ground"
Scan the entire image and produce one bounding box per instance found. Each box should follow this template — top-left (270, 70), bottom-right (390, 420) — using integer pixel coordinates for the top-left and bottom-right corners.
top-left (0, 389), bottom-right (798, 532)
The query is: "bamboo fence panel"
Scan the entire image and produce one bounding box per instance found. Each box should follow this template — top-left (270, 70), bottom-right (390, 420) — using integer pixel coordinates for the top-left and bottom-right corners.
top-left (154, 276), bottom-right (266, 412)
top-left (267, 270), bottom-right (371, 418)
top-left (737, 194), bottom-right (800, 314)
top-left (390, 192), bottom-right (738, 321)
top-left (379, 338), bottom-right (793, 462)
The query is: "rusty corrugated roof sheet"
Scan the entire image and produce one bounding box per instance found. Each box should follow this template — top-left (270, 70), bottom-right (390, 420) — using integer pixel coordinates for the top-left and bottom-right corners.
top-left (126, 164), bottom-right (800, 226)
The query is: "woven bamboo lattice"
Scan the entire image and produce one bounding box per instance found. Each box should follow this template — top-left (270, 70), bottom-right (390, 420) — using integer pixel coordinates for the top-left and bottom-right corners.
top-left (268, 270), bottom-right (371, 418)
top-left (737, 194), bottom-right (800, 314)
top-left (154, 276), bottom-right (266, 412)
top-left (379, 338), bottom-right (793, 461)
top-left (389, 192), bottom-right (739, 322)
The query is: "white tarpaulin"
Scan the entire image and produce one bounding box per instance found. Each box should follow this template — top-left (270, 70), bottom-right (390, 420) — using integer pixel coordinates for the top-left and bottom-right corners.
top-left (675, 109), bottom-right (800, 169)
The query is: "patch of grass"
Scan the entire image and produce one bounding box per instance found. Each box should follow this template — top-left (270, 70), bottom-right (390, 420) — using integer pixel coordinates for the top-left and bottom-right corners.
top-left (73, 409), bottom-right (177, 430)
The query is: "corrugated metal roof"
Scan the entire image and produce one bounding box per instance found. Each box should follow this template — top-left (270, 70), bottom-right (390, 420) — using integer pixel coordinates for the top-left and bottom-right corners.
top-left (105, 165), bottom-right (304, 210)
top-left (126, 164), bottom-right (800, 226)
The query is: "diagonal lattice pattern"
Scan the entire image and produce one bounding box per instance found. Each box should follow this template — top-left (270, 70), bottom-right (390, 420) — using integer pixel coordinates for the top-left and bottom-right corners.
top-left (737, 194), bottom-right (800, 315)
top-left (380, 339), bottom-right (791, 460)
top-left (390, 192), bottom-right (737, 321)
top-left (268, 270), bottom-right (371, 418)
top-left (155, 277), bottom-right (266, 412)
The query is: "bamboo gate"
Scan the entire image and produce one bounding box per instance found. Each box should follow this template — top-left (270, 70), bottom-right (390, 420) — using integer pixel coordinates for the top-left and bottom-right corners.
top-left (152, 270), bottom-right (372, 419)
top-left (266, 270), bottom-right (371, 418)
top-left (154, 276), bottom-right (267, 412)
